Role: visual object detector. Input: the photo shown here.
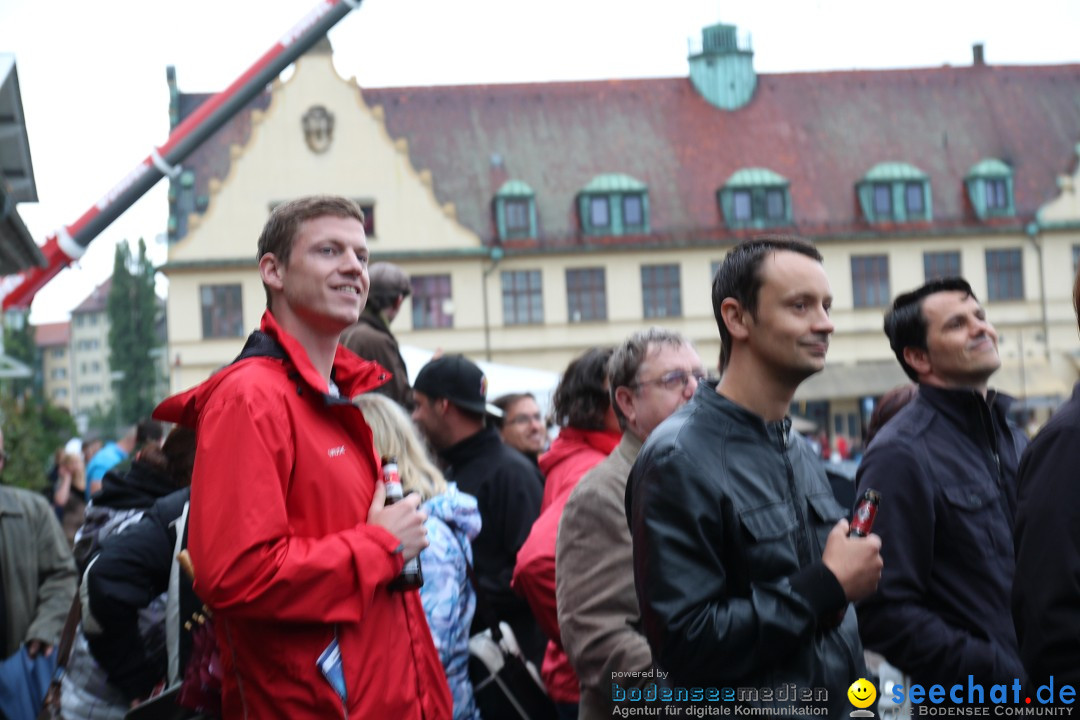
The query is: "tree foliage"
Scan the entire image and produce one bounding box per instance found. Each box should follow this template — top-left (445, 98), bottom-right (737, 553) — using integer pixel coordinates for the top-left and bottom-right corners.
top-left (108, 239), bottom-right (160, 426)
top-left (3, 313), bottom-right (39, 400)
top-left (0, 392), bottom-right (76, 492)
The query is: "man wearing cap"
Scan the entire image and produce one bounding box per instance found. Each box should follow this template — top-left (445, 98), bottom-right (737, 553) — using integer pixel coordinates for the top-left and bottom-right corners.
top-left (412, 354), bottom-right (547, 665)
top-left (341, 262), bottom-right (413, 409)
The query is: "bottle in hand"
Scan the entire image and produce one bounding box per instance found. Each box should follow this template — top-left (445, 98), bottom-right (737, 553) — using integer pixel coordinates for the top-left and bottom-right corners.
top-left (382, 457), bottom-right (424, 591)
top-left (849, 489), bottom-right (881, 537)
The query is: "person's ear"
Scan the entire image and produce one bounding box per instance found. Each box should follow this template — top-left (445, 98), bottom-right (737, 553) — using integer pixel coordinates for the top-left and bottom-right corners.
top-left (902, 346), bottom-right (932, 377)
top-left (259, 253), bottom-right (285, 294)
top-left (720, 297), bottom-right (751, 342)
top-left (614, 385), bottom-right (636, 425)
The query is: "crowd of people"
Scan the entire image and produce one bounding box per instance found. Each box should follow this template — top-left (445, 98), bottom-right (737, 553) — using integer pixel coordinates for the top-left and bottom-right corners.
top-left (1, 195), bottom-right (1078, 720)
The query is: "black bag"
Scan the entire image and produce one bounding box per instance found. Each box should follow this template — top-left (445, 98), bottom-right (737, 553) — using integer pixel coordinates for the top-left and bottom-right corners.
top-left (459, 551), bottom-right (557, 720)
top-left (467, 620), bottom-right (556, 720)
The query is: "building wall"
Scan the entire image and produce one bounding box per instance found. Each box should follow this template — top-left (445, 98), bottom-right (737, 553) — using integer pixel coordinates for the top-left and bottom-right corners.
top-left (164, 55), bottom-right (1080, 410)
top-left (41, 343), bottom-right (72, 411)
top-left (70, 310), bottom-right (113, 417)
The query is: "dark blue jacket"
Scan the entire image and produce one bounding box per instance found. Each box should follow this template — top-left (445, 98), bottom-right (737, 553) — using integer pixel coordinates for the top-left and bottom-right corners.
top-left (1013, 382), bottom-right (1080, 687)
top-left (856, 384), bottom-right (1027, 686)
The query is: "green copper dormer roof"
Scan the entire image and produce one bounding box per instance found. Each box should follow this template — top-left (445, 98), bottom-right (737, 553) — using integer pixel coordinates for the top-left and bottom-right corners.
top-left (864, 162), bottom-right (928, 181)
top-left (581, 173), bottom-right (647, 193)
top-left (725, 167), bottom-right (788, 187)
top-left (966, 158), bottom-right (1012, 178)
top-left (496, 179), bottom-right (535, 197)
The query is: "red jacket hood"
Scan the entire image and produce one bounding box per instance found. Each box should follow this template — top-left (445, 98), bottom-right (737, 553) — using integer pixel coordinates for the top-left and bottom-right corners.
top-left (538, 427), bottom-right (620, 511)
top-left (155, 310), bottom-right (390, 428)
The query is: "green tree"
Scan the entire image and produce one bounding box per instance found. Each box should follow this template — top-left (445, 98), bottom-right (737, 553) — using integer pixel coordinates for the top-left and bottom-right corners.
top-left (3, 311), bottom-right (39, 400)
top-left (107, 239), bottom-right (160, 425)
top-left (0, 392), bottom-right (76, 492)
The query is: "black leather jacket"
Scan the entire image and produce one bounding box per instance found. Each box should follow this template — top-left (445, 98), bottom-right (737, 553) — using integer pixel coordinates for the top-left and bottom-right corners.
top-left (626, 382), bottom-right (864, 718)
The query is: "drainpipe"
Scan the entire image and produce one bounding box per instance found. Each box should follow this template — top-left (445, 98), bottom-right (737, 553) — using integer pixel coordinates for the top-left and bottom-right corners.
top-left (481, 246), bottom-right (505, 362)
top-left (1025, 220), bottom-right (1051, 360)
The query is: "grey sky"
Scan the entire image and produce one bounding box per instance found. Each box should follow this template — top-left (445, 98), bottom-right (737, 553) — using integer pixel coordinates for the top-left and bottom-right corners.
top-left (2, 0), bottom-right (1078, 322)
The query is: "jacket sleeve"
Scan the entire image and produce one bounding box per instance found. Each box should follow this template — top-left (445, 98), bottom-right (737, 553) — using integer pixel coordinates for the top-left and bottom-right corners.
top-left (188, 388), bottom-right (403, 624)
top-left (856, 440), bottom-right (1024, 682)
top-left (629, 444), bottom-right (844, 684)
top-left (512, 512), bottom-right (559, 643)
top-left (1012, 422), bottom-right (1080, 685)
top-left (84, 499), bottom-right (177, 701)
top-left (25, 494), bottom-right (77, 646)
top-left (557, 478), bottom-right (652, 692)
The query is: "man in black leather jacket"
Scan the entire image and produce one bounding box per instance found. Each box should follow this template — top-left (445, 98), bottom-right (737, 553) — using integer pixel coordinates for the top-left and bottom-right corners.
top-left (856, 278), bottom-right (1027, 690)
top-left (627, 237), bottom-right (883, 718)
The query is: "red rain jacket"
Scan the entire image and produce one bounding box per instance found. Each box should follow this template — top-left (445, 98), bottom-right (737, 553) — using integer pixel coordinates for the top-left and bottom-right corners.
top-left (514, 427), bottom-right (620, 703)
top-left (154, 311), bottom-right (451, 719)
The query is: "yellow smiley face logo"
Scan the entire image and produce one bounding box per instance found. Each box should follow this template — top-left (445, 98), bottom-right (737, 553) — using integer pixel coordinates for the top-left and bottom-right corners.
top-left (847, 678), bottom-right (877, 709)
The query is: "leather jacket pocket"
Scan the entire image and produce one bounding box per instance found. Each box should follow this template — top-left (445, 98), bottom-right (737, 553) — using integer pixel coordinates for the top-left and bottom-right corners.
top-left (806, 492), bottom-right (844, 555)
top-left (738, 501), bottom-right (799, 577)
top-left (941, 484), bottom-right (1009, 558)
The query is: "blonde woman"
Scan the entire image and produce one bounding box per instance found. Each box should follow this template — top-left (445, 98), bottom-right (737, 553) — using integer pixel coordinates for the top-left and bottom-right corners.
top-left (355, 394), bottom-right (482, 720)
top-left (52, 451), bottom-right (87, 545)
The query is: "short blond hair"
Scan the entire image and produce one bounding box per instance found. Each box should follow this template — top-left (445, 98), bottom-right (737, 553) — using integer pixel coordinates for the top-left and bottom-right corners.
top-left (354, 394), bottom-right (447, 501)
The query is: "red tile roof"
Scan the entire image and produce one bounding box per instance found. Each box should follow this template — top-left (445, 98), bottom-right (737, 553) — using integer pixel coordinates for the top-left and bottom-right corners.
top-left (72, 277), bottom-right (112, 314)
top-left (34, 321), bottom-right (69, 347)
top-left (174, 60), bottom-right (1080, 246)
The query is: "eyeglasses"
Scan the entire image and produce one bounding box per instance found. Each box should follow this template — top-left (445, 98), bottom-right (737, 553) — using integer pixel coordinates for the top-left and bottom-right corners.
top-left (507, 412), bottom-right (543, 426)
top-left (630, 369), bottom-right (707, 392)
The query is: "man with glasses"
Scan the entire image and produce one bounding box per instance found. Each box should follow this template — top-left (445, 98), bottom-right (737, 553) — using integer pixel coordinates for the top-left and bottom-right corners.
top-left (626, 237), bottom-right (882, 717)
top-left (0, 428), bottom-right (78, 663)
top-left (492, 392), bottom-right (548, 466)
top-left (556, 328), bottom-right (703, 719)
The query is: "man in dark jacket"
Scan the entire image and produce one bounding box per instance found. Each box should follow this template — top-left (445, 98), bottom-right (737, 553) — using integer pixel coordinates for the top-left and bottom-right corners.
top-left (340, 262), bottom-right (413, 408)
top-left (411, 354), bottom-right (546, 666)
top-left (857, 277), bottom-right (1027, 690)
top-left (627, 237), bottom-right (882, 718)
top-left (1012, 265), bottom-right (1080, 688)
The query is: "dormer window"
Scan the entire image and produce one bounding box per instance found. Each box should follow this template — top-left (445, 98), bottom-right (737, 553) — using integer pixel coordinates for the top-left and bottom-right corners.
top-left (719, 168), bottom-right (791, 229)
top-left (578, 174), bottom-right (649, 236)
top-left (965, 159), bottom-right (1014, 219)
top-left (494, 180), bottom-right (537, 240)
top-left (858, 163), bottom-right (932, 223)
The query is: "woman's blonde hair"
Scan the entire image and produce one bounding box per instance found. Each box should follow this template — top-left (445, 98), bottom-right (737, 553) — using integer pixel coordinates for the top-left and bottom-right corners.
top-left (354, 394), bottom-right (448, 501)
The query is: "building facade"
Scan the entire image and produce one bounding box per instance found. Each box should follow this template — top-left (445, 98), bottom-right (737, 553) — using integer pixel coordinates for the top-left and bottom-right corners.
top-left (69, 278), bottom-right (113, 420)
top-left (161, 27), bottom-right (1080, 446)
top-left (34, 321), bottom-right (72, 411)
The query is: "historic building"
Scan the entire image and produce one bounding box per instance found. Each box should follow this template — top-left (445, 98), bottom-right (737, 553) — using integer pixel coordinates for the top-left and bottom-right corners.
top-left (35, 320), bottom-right (72, 411)
top-left (161, 27), bottom-right (1080, 444)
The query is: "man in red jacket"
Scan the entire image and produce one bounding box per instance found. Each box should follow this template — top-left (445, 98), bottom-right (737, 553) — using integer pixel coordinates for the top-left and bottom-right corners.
top-left (155, 196), bottom-right (451, 719)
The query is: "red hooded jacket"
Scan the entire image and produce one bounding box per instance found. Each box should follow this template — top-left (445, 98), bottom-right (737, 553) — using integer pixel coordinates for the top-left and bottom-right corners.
top-left (513, 427), bottom-right (619, 703)
top-left (154, 311), bottom-right (451, 719)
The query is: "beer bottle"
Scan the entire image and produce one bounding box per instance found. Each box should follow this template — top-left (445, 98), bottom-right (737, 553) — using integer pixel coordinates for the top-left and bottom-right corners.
top-left (382, 457), bottom-right (424, 591)
top-left (849, 489), bottom-right (881, 537)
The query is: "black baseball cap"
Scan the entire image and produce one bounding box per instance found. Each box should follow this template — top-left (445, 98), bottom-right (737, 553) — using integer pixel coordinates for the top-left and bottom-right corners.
top-left (413, 354), bottom-right (502, 417)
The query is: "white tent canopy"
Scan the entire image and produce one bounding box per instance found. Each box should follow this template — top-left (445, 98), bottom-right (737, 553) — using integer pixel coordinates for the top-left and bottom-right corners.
top-left (399, 345), bottom-right (560, 417)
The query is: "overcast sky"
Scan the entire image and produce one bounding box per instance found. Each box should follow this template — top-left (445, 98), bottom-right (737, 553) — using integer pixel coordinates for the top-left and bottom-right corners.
top-left (3, 0), bottom-right (1079, 323)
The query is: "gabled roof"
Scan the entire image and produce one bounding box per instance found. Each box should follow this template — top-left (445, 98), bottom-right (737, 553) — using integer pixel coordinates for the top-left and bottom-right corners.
top-left (72, 277), bottom-right (112, 314)
top-left (173, 58), bottom-right (1080, 246)
top-left (34, 321), bottom-right (69, 347)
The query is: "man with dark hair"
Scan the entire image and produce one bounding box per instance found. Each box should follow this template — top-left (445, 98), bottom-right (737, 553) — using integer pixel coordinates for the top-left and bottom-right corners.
top-left (856, 277), bottom-right (1026, 688)
top-left (514, 347), bottom-right (622, 713)
top-left (154, 195), bottom-right (450, 718)
top-left (491, 392), bottom-right (547, 465)
top-left (557, 328), bottom-right (702, 719)
top-left (411, 354), bottom-right (546, 665)
top-left (628, 236), bottom-right (881, 717)
top-left (1013, 265), bottom-right (1080, 689)
top-left (341, 262), bottom-right (414, 408)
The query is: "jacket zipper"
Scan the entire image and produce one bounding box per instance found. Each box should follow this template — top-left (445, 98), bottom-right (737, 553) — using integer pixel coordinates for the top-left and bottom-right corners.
top-left (775, 424), bottom-right (812, 566)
